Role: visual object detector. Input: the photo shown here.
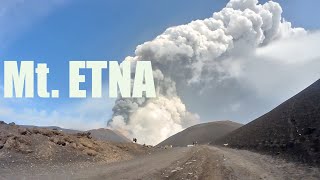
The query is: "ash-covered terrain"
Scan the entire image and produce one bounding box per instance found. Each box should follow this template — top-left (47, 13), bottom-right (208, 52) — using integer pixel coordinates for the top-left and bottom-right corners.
top-left (157, 121), bottom-right (242, 147)
top-left (215, 79), bottom-right (320, 165)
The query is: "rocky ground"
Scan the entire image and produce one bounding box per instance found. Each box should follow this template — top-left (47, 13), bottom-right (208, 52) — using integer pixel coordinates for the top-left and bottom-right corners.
top-left (0, 121), bottom-right (153, 173)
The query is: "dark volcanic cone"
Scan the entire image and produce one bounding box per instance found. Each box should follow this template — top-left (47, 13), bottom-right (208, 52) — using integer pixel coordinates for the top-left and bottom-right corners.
top-left (215, 79), bottom-right (320, 165)
top-left (157, 121), bottom-right (242, 147)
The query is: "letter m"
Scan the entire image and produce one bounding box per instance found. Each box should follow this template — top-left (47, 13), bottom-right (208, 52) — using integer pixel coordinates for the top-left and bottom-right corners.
top-left (4, 61), bottom-right (34, 98)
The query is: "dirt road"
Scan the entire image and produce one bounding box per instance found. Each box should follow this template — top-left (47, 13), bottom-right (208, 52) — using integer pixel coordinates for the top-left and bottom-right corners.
top-left (1, 146), bottom-right (319, 180)
top-left (154, 146), bottom-right (319, 180)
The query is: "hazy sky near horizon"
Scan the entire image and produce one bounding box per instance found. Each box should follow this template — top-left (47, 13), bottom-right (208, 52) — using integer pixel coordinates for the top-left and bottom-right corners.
top-left (0, 0), bottom-right (319, 130)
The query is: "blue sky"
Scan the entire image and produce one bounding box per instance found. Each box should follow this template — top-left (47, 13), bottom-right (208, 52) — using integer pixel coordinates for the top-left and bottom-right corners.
top-left (0, 0), bottom-right (319, 129)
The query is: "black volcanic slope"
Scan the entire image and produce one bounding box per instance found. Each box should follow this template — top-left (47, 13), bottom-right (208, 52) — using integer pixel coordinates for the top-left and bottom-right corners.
top-left (157, 121), bottom-right (242, 147)
top-left (215, 79), bottom-right (320, 165)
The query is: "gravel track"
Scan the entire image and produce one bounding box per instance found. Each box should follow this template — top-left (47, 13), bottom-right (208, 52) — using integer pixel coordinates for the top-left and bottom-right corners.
top-left (1, 146), bottom-right (319, 180)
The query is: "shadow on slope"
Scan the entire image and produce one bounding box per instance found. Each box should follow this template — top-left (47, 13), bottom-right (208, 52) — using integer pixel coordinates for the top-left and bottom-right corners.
top-left (214, 79), bottom-right (320, 165)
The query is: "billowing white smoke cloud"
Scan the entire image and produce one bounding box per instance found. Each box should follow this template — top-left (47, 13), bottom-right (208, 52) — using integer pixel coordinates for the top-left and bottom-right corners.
top-left (108, 0), bottom-right (309, 145)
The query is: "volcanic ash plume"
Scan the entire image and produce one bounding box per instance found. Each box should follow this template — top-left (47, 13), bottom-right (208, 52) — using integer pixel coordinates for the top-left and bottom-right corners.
top-left (108, 0), bottom-right (306, 145)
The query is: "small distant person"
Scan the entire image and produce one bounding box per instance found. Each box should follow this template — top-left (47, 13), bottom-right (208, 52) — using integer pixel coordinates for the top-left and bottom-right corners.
top-left (133, 138), bottom-right (137, 143)
top-left (192, 141), bottom-right (198, 146)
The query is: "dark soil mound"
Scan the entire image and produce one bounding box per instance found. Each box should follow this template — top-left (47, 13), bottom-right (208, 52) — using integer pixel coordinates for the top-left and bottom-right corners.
top-left (215, 79), bottom-right (320, 165)
top-left (157, 121), bottom-right (242, 147)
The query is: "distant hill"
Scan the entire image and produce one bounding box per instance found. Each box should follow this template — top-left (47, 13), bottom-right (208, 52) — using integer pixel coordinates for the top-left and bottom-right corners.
top-left (21, 125), bottom-right (130, 143)
top-left (157, 121), bottom-right (242, 147)
top-left (215, 79), bottom-right (320, 165)
top-left (21, 125), bottom-right (81, 134)
top-left (88, 128), bottom-right (130, 143)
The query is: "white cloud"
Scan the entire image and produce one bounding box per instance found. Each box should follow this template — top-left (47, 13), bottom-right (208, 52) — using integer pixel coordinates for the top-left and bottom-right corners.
top-left (180, 31), bottom-right (320, 123)
top-left (241, 32), bottom-right (320, 103)
top-left (256, 31), bottom-right (320, 64)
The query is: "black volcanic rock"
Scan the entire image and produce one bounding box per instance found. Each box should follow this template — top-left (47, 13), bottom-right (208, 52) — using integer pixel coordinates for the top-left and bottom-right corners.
top-left (157, 121), bottom-right (242, 147)
top-left (215, 79), bottom-right (320, 165)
